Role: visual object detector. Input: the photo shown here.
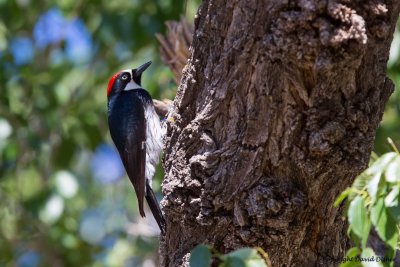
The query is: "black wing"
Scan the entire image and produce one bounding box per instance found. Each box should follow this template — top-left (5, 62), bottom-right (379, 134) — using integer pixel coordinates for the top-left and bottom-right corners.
top-left (120, 138), bottom-right (146, 217)
top-left (108, 91), bottom-right (147, 217)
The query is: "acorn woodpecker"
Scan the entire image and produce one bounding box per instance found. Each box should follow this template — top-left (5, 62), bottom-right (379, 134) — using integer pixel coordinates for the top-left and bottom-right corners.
top-left (106, 61), bottom-right (166, 234)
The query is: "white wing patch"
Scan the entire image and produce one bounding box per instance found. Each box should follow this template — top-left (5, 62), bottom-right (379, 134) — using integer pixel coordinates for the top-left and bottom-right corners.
top-left (145, 105), bottom-right (163, 187)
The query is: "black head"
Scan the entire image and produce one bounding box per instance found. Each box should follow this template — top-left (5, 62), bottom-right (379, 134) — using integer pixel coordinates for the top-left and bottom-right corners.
top-left (106, 61), bottom-right (152, 97)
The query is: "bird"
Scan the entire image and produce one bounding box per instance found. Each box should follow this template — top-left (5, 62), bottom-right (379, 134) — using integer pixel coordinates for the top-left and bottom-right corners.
top-left (106, 61), bottom-right (166, 234)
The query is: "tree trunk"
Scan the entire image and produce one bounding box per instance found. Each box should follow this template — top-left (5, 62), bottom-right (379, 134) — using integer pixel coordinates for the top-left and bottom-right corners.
top-left (160, 1), bottom-right (400, 266)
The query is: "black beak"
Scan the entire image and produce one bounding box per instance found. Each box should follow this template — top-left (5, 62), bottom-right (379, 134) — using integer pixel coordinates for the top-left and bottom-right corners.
top-left (135, 61), bottom-right (152, 75)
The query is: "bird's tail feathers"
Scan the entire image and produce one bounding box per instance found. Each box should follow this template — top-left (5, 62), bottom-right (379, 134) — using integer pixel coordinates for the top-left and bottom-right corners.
top-left (138, 200), bottom-right (146, 217)
top-left (145, 181), bottom-right (166, 235)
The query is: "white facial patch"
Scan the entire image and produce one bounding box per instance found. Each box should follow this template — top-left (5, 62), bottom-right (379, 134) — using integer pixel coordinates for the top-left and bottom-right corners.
top-left (122, 69), bottom-right (142, 91)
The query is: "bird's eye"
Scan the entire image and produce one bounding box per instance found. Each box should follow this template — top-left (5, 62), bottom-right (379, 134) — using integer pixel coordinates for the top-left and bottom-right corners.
top-left (121, 74), bottom-right (129, 80)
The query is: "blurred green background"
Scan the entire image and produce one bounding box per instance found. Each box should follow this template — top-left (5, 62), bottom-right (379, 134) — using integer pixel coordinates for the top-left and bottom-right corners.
top-left (0, 0), bottom-right (199, 266)
top-left (378, 19), bottom-right (400, 154)
top-left (0, 1), bottom-right (399, 267)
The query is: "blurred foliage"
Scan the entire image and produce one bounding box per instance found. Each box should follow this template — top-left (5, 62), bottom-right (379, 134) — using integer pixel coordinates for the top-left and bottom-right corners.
top-left (189, 245), bottom-right (271, 267)
top-left (335, 142), bottom-right (400, 267)
top-left (0, 0), bottom-right (199, 266)
top-left (376, 21), bottom-right (400, 153)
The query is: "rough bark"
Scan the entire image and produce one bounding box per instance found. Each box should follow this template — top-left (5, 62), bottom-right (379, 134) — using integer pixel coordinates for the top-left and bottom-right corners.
top-left (160, 1), bottom-right (400, 266)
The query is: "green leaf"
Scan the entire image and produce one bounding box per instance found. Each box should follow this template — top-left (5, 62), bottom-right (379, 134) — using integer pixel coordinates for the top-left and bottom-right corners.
top-left (190, 244), bottom-right (212, 267)
top-left (370, 198), bottom-right (399, 251)
top-left (366, 153), bottom-right (397, 175)
top-left (224, 248), bottom-right (258, 260)
top-left (334, 188), bottom-right (351, 207)
top-left (246, 260), bottom-right (269, 267)
top-left (387, 205), bottom-right (400, 224)
top-left (353, 173), bottom-right (371, 193)
top-left (339, 260), bottom-right (362, 267)
top-left (339, 247), bottom-right (362, 267)
top-left (385, 186), bottom-right (399, 207)
top-left (385, 157), bottom-right (400, 183)
top-left (346, 247), bottom-right (361, 258)
top-left (361, 220), bottom-right (372, 249)
top-left (221, 257), bottom-right (246, 267)
top-left (365, 155), bottom-right (397, 203)
top-left (366, 171), bottom-right (384, 204)
top-left (220, 248), bottom-right (268, 267)
top-left (348, 196), bottom-right (370, 247)
top-left (385, 186), bottom-right (400, 223)
top-left (339, 259), bottom-right (362, 267)
top-left (360, 247), bottom-right (383, 267)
